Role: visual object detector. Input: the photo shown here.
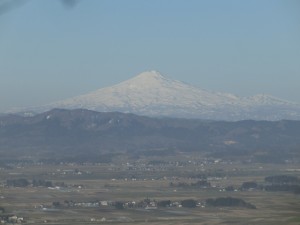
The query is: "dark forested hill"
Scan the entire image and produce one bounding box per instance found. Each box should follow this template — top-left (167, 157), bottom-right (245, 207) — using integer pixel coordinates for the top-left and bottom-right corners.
top-left (0, 109), bottom-right (300, 163)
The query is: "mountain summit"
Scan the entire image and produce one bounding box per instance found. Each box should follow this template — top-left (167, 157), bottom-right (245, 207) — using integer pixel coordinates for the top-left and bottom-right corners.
top-left (23, 71), bottom-right (300, 120)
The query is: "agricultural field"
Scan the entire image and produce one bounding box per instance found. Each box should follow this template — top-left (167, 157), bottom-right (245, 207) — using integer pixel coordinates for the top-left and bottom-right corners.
top-left (1, 153), bottom-right (300, 225)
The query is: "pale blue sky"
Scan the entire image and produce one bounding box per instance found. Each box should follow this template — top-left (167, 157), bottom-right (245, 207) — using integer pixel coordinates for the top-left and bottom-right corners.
top-left (0, 0), bottom-right (300, 112)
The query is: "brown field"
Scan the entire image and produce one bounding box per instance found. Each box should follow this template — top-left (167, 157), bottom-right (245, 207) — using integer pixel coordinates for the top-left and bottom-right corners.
top-left (1, 155), bottom-right (300, 224)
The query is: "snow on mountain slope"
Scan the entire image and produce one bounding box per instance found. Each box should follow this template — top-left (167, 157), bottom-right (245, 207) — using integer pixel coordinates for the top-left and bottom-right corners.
top-left (17, 71), bottom-right (300, 120)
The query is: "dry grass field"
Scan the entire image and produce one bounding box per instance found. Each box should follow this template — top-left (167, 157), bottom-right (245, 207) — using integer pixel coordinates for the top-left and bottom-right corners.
top-left (1, 156), bottom-right (300, 225)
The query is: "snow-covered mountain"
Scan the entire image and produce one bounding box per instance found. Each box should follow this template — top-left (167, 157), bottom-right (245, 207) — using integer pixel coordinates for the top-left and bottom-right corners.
top-left (17, 71), bottom-right (300, 120)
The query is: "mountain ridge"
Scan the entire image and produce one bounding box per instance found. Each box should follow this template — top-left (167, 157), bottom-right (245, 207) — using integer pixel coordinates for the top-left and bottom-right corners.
top-left (8, 71), bottom-right (300, 120)
top-left (1, 108), bottom-right (300, 163)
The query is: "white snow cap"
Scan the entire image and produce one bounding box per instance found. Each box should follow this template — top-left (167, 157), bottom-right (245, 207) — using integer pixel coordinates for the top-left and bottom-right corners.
top-left (15, 70), bottom-right (300, 120)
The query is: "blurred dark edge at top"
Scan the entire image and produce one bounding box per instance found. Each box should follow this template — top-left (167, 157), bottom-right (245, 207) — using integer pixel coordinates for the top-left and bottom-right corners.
top-left (0, 0), bottom-right (80, 16)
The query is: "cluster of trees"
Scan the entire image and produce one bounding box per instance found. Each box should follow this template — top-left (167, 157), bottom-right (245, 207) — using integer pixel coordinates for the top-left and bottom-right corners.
top-left (117, 198), bottom-right (197, 209)
top-left (48, 196), bottom-right (259, 211)
top-left (0, 206), bottom-right (5, 213)
top-left (52, 201), bottom-right (62, 208)
top-left (205, 197), bottom-right (256, 209)
top-left (264, 184), bottom-right (300, 194)
top-left (181, 199), bottom-right (197, 208)
top-left (224, 181), bottom-right (260, 192)
top-left (264, 175), bottom-right (300, 194)
top-left (225, 175), bottom-right (300, 194)
top-left (6, 178), bottom-right (55, 188)
top-left (241, 181), bottom-right (258, 190)
top-left (114, 201), bottom-right (125, 210)
top-left (157, 200), bottom-right (171, 207)
top-left (6, 178), bottom-right (30, 187)
top-left (265, 175), bottom-right (299, 184)
top-left (32, 179), bottom-right (53, 187)
top-left (168, 175), bottom-right (300, 195)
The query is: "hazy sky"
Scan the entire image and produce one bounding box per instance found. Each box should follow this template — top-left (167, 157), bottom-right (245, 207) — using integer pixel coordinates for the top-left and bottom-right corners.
top-left (0, 0), bottom-right (300, 112)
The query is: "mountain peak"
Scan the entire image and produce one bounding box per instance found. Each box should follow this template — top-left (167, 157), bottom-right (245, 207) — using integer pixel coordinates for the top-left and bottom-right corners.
top-left (12, 71), bottom-right (300, 121)
top-left (136, 70), bottom-right (165, 79)
top-left (122, 70), bottom-right (169, 88)
top-left (132, 70), bottom-right (166, 82)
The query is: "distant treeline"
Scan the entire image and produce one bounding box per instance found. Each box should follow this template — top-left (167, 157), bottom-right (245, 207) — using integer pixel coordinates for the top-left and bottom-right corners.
top-left (264, 175), bottom-right (300, 194)
top-left (170, 175), bottom-right (300, 195)
top-left (264, 184), bottom-right (300, 194)
top-left (206, 197), bottom-right (256, 209)
top-left (51, 197), bottom-right (255, 210)
top-left (265, 175), bottom-right (300, 184)
top-left (6, 179), bottom-right (63, 188)
top-left (231, 175), bottom-right (300, 194)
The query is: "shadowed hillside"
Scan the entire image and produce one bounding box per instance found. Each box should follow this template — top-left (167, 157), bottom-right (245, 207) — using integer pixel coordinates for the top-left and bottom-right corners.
top-left (0, 109), bottom-right (300, 163)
